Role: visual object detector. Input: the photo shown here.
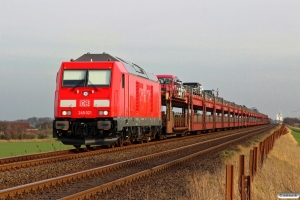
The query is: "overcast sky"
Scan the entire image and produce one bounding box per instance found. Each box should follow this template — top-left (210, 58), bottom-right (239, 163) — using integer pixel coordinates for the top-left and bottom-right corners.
top-left (0, 0), bottom-right (299, 121)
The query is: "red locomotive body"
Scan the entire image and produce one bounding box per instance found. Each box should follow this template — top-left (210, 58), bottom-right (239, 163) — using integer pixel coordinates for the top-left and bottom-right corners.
top-left (53, 53), bottom-right (161, 147)
top-left (54, 53), bottom-right (269, 148)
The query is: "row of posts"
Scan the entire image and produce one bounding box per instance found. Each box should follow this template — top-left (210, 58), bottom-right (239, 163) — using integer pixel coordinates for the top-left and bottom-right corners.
top-left (226, 125), bottom-right (288, 200)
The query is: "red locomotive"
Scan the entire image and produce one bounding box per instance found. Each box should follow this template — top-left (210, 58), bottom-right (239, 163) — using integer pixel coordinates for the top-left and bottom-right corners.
top-left (53, 53), bottom-right (269, 148)
top-left (53, 53), bottom-right (162, 148)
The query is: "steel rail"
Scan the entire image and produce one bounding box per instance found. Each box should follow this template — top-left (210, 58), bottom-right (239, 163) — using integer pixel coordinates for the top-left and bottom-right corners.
top-left (0, 149), bottom-right (74, 165)
top-left (0, 125), bottom-right (274, 199)
top-left (0, 146), bottom-right (104, 165)
top-left (0, 126), bottom-right (266, 172)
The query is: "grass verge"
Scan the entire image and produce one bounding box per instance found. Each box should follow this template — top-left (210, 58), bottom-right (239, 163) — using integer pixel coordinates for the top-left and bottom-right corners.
top-left (252, 128), bottom-right (300, 199)
top-left (289, 127), bottom-right (300, 145)
top-left (181, 126), bottom-right (300, 200)
top-left (0, 140), bottom-right (73, 158)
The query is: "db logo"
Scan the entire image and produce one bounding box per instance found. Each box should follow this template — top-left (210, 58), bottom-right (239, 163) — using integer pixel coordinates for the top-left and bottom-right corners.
top-left (80, 100), bottom-right (90, 107)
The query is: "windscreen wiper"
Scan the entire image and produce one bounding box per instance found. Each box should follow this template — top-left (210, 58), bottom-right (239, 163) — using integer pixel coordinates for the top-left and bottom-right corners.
top-left (71, 80), bottom-right (85, 91)
top-left (87, 79), bottom-right (98, 91)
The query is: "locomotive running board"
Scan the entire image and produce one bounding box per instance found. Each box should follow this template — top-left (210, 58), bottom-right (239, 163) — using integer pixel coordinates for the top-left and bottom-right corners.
top-left (59, 136), bottom-right (119, 146)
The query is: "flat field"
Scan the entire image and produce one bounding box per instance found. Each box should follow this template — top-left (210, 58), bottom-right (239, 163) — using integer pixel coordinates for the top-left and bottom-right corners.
top-left (289, 126), bottom-right (300, 145)
top-left (0, 140), bottom-right (73, 158)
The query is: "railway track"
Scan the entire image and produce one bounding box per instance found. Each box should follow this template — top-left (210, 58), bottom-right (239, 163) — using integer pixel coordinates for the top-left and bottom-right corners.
top-left (0, 149), bottom-right (74, 165)
top-left (0, 126), bottom-right (266, 172)
top-left (0, 125), bottom-right (275, 199)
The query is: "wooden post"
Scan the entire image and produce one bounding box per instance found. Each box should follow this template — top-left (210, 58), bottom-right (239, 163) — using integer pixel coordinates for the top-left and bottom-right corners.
top-left (226, 165), bottom-right (234, 200)
top-left (239, 155), bottom-right (245, 195)
top-left (241, 176), bottom-right (252, 200)
top-left (249, 150), bottom-right (254, 178)
top-left (253, 147), bottom-right (258, 176)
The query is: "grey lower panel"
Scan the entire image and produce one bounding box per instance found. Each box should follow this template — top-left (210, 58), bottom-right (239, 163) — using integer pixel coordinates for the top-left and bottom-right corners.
top-left (59, 136), bottom-right (118, 145)
top-left (114, 117), bottom-right (161, 131)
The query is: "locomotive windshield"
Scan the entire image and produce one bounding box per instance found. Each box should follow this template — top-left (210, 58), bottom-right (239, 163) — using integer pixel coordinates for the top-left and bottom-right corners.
top-left (62, 69), bottom-right (111, 87)
top-left (87, 70), bottom-right (111, 86)
top-left (62, 70), bottom-right (86, 87)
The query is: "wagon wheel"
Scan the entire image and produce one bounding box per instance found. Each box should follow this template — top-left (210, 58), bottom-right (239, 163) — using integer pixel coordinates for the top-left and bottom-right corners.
top-left (85, 145), bottom-right (93, 150)
top-left (162, 134), bottom-right (167, 140)
top-left (73, 145), bottom-right (81, 151)
top-left (117, 138), bottom-right (124, 147)
top-left (110, 143), bottom-right (115, 148)
top-left (155, 134), bottom-right (161, 141)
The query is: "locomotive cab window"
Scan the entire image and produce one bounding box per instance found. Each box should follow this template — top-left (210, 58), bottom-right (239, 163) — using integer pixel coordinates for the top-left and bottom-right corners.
top-left (62, 69), bottom-right (111, 87)
top-left (87, 70), bottom-right (111, 87)
top-left (62, 70), bottom-right (86, 87)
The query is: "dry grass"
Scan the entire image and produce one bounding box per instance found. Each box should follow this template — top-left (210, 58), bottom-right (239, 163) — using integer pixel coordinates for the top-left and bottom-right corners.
top-left (181, 126), bottom-right (300, 200)
top-left (252, 128), bottom-right (300, 200)
top-left (184, 167), bottom-right (225, 199)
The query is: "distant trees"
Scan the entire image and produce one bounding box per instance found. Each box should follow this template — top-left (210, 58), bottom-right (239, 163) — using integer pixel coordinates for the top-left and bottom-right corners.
top-left (36, 121), bottom-right (53, 139)
top-left (283, 117), bottom-right (300, 126)
top-left (0, 122), bottom-right (26, 140)
top-left (0, 118), bottom-right (53, 140)
top-left (17, 117), bottom-right (53, 127)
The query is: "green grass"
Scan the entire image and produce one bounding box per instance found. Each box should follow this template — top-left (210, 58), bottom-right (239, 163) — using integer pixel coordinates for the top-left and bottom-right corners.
top-left (220, 150), bottom-right (235, 158)
top-left (289, 127), bottom-right (300, 146)
top-left (0, 141), bottom-right (73, 158)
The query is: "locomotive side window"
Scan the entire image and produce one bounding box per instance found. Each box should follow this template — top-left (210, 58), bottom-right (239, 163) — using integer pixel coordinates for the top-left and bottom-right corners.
top-left (62, 70), bottom-right (86, 87)
top-left (122, 74), bottom-right (125, 88)
top-left (87, 70), bottom-right (111, 86)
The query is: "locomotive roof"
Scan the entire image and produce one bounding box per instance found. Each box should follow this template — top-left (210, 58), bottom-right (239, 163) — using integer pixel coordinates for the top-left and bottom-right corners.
top-left (75, 53), bottom-right (119, 61)
top-left (75, 53), bottom-right (158, 82)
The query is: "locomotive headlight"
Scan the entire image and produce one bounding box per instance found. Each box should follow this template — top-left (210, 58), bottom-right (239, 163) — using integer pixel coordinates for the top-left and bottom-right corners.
top-left (62, 111), bottom-right (67, 116)
top-left (98, 110), bottom-right (108, 115)
top-left (67, 111), bottom-right (72, 115)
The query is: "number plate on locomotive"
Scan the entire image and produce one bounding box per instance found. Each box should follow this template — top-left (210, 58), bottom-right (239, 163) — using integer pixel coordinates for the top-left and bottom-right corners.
top-left (78, 111), bottom-right (92, 115)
